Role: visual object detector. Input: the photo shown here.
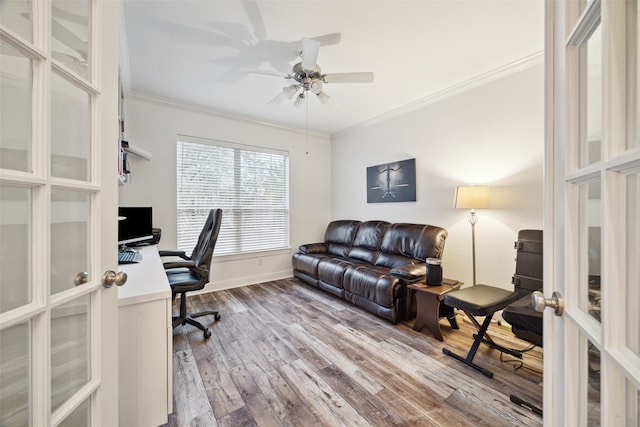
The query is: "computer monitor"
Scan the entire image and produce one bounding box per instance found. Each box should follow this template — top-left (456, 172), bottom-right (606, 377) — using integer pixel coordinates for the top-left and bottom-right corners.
top-left (118, 206), bottom-right (153, 247)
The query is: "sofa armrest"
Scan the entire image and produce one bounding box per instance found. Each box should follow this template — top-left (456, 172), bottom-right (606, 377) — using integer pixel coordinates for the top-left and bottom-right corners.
top-left (390, 263), bottom-right (427, 281)
top-left (298, 242), bottom-right (328, 254)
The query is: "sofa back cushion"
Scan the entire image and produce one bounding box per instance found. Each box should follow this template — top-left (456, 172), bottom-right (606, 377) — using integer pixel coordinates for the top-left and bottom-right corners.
top-left (324, 220), bottom-right (361, 257)
top-left (348, 221), bottom-right (390, 264)
top-left (376, 223), bottom-right (448, 268)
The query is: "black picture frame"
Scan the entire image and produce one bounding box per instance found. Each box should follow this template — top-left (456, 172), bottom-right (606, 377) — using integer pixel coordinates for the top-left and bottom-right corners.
top-left (367, 158), bottom-right (416, 203)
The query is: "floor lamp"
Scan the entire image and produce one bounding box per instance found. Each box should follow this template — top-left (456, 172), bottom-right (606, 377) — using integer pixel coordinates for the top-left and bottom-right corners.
top-left (455, 186), bottom-right (490, 286)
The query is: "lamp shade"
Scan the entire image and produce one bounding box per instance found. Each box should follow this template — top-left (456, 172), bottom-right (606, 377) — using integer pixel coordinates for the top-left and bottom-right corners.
top-left (455, 186), bottom-right (490, 209)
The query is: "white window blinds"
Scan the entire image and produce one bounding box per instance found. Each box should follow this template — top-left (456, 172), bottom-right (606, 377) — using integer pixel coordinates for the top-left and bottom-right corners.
top-left (176, 136), bottom-right (289, 256)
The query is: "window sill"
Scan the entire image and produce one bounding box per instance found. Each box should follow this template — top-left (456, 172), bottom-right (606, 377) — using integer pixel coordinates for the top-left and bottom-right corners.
top-left (211, 247), bottom-right (292, 263)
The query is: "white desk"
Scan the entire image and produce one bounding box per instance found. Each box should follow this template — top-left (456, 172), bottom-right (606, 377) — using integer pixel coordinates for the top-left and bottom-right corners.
top-left (118, 245), bottom-right (172, 427)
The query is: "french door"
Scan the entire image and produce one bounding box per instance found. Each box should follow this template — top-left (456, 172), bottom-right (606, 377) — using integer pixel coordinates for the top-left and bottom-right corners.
top-left (545, 0), bottom-right (640, 424)
top-left (0, 0), bottom-right (119, 425)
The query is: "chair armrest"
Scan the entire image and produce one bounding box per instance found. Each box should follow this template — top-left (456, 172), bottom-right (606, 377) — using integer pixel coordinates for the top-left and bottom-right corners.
top-left (298, 242), bottom-right (328, 254)
top-left (163, 260), bottom-right (196, 270)
top-left (390, 263), bottom-right (427, 281)
top-left (158, 250), bottom-right (189, 260)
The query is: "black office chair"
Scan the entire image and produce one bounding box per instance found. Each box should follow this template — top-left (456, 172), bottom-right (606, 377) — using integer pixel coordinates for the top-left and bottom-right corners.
top-left (159, 209), bottom-right (222, 339)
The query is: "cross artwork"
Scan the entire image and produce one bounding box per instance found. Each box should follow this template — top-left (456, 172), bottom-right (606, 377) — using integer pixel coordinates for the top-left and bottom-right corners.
top-left (366, 158), bottom-right (416, 203)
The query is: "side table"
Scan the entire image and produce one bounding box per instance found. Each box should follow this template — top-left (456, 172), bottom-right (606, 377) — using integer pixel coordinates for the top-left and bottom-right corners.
top-left (409, 278), bottom-right (462, 341)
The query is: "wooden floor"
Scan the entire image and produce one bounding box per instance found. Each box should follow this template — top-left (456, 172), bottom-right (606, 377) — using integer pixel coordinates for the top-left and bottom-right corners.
top-left (165, 278), bottom-right (543, 427)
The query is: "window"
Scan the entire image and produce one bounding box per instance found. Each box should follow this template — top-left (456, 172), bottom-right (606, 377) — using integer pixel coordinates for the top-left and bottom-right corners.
top-left (176, 136), bottom-right (289, 256)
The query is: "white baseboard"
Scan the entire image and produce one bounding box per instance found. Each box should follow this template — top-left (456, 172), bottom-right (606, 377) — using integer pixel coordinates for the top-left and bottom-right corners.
top-left (190, 269), bottom-right (294, 296)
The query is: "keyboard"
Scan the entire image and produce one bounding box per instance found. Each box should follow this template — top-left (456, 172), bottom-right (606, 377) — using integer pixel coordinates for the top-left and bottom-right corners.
top-left (118, 251), bottom-right (143, 264)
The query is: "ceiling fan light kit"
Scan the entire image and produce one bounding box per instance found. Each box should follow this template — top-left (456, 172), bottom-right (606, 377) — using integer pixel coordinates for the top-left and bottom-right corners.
top-left (268, 35), bottom-right (375, 107)
top-left (316, 91), bottom-right (331, 105)
top-left (294, 92), bottom-right (306, 108)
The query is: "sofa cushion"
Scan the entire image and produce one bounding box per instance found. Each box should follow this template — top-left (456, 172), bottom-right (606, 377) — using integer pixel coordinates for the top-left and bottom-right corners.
top-left (352, 221), bottom-right (389, 249)
top-left (343, 265), bottom-right (399, 309)
top-left (317, 258), bottom-right (354, 289)
top-left (324, 220), bottom-right (361, 257)
top-left (347, 247), bottom-right (377, 265)
top-left (347, 221), bottom-right (389, 264)
top-left (375, 253), bottom-right (419, 269)
top-left (292, 252), bottom-right (330, 277)
top-left (377, 223), bottom-right (447, 267)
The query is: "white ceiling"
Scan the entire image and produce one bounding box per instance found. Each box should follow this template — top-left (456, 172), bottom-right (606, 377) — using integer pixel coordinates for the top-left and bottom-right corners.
top-left (121, 0), bottom-right (544, 135)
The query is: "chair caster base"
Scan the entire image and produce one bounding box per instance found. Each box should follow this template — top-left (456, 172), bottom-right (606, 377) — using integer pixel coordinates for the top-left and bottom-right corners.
top-left (172, 294), bottom-right (221, 339)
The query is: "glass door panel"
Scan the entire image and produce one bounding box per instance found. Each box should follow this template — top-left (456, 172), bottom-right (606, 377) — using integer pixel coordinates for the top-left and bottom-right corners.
top-left (577, 179), bottom-right (602, 322)
top-left (51, 189), bottom-right (90, 295)
top-left (0, 40), bottom-right (33, 172)
top-left (0, 185), bottom-right (32, 314)
top-left (57, 399), bottom-right (90, 427)
top-left (0, 321), bottom-right (31, 427)
top-left (626, 380), bottom-right (640, 426)
top-left (583, 336), bottom-right (601, 425)
top-left (580, 24), bottom-right (602, 167)
top-left (51, 295), bottom-right (90, 413)
top-left (51, 72), bottom-right (90, 181)
top-left (628, 173), bottom-right (640, 356)
top-left (0, 0), bottom-right (32, 42)
top-left (52, 0), bottom-right (90, 79)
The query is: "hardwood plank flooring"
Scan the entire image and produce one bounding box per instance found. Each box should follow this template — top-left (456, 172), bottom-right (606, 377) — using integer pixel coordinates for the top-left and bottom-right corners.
top-left (165, 278), bottom-right (543, 426)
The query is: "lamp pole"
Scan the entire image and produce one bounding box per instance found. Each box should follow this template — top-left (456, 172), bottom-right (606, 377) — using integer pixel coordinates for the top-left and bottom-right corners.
top-left (455, 185), bottom-right (489, 287)
top-left (469, 209), bottom-right (479, 286)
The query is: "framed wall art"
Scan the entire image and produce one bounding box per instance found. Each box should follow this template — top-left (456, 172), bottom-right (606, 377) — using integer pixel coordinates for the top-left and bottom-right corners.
top-left (367, 158), bottom-right (416, 203)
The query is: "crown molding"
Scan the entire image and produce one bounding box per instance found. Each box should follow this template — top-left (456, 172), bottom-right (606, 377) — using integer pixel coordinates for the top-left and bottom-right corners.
top-left (335, 51), bottom-right (544, 137)
top-left (126, 91), bottom-right (330, 139)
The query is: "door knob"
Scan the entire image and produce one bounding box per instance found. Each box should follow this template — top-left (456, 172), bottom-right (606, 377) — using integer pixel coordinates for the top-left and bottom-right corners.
top-left (74, 272), bottom-right (89, 286)
top-left (102, 270), bottom-right (127, 288)
top-left (532, 290), bottom-right (564, 316)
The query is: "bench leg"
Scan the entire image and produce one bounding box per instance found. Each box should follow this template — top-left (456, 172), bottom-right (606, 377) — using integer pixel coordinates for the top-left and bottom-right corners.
top-left (466, 311), bottom-right (523, 358)
top-left (442, 313), bottom-right (495, 378)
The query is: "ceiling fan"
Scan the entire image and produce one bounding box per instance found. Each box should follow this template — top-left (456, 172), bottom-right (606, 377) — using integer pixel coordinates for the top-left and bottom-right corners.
top-left (268, 35), bottom-right (374, 107)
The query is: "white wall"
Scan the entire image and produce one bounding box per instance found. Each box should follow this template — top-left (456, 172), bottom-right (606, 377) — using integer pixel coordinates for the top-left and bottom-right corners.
top-left (119, 95), bottom-right (332, 291)
top-left (331, 64), bottom-right (544, 290)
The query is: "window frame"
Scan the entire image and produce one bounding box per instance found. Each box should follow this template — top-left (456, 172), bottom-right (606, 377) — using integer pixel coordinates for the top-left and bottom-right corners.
top-left (176, 135), bottom-right (290, 257)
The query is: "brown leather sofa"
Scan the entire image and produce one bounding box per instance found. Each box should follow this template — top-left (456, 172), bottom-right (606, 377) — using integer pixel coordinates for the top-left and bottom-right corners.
top-left (292, 220), bottom-right (448, 322)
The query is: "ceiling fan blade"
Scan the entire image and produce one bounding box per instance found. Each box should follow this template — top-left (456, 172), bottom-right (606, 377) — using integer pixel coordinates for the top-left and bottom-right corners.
top-left (312, 32), bottom-right (341, 46)
top-left (268, 85), bottom-right (298, 104)
top-left (301, 38), bottom-right (320, 71)
top-left (268, 91), bottom-right (289, 105)
top-left (323, 72), bottom-right (374, 84)
top-left (241, 0), bottom-right (267, 40)
top-left (243, 68), bottom-right (289, 78)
